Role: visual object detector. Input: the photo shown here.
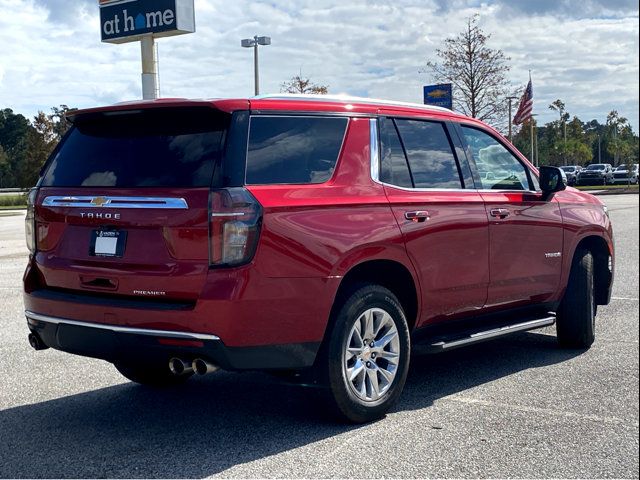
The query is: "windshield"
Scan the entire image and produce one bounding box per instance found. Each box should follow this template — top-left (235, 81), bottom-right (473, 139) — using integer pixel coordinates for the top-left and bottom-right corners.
top-left (42, 108), bottom-right (229, 188)
top-left (587, 164), bottom-right (606, 170)
top-left (615, 166), bottom-right (628, 171)
top-left (560, 166), bottom-right (576, 172)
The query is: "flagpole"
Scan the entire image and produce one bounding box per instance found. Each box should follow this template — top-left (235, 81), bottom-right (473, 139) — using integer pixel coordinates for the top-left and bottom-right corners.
top-left (529, 71), bottom-right (534, 164)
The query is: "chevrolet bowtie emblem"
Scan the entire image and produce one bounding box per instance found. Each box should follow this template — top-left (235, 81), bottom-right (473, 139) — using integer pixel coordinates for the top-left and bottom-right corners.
top-left (91, 196), bottom-right (109, 207)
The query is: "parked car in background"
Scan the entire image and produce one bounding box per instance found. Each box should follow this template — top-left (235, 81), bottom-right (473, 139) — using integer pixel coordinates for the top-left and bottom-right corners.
top-left (23, 95), bottom-right (615, 423)
top-left (576, 163), bottom-right (614, 186)
top-left (559, 165), bottom-right (582, 185)
top-left (612, 164), bottom-right (639, 184)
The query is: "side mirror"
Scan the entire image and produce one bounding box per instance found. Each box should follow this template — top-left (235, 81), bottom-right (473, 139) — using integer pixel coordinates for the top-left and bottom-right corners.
top-left (539, 166), bottom-right (567, 200)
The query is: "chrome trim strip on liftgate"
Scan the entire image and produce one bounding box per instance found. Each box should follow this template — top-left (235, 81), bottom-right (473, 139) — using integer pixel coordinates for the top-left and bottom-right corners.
top-left (25, 310), bottom-right (220, 341)
top-left (42, 196), bottom-right (189, 209)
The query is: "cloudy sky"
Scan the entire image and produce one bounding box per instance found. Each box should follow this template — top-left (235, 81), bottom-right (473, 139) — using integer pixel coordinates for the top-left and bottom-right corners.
top-left (0, 0), bottom-right (638, 130)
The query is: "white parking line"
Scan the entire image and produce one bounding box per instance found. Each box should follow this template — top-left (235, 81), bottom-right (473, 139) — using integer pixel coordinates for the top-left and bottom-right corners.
top-left (446, 396), bottom-right (639, 427)
top-left (612, 296), bottom-right (639, 301)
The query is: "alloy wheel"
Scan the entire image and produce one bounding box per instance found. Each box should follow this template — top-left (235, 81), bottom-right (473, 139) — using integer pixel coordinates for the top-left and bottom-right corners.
top-left (342, 308), bottom-right (400, 402)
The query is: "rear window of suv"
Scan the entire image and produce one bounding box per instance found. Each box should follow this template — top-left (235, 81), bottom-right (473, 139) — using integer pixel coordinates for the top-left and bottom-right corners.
top-left (41, 107), bottom-right (228, 188)
top-left (246, 116), bottom-right (348, 185)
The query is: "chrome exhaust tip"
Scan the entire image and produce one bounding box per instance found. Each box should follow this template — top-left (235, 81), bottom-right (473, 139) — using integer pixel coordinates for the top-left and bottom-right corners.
top-left (28, 332), bottom-right (49, 351)
top-left (192, 358), bottom-right (219, 376)
top-left (168, 357), bottom-right (193, 376)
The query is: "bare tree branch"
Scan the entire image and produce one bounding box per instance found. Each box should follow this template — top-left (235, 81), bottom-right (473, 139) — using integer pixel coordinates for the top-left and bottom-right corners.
top-left (280, 75), bottom-right (328, 95)
top-left (424, 14), bottom-right (511, 128)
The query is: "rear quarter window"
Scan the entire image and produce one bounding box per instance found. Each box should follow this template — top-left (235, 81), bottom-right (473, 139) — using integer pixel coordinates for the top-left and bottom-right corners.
top-left (246, 116), bottom-right (347, 185)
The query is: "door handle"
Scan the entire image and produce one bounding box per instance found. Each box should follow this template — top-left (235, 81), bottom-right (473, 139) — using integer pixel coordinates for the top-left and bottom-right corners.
top-left (405, 211), bottom-right (430, 223)
top-left (489, 208), bottom-right (510, 219)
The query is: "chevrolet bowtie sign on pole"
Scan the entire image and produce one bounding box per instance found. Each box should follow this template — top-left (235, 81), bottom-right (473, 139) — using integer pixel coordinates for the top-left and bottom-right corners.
top-left (99, 0), bottom-right (195, 100)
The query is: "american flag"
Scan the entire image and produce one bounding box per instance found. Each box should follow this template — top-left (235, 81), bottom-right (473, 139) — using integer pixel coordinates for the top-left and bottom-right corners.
top-left (513, 79), bottom-right (533, 125)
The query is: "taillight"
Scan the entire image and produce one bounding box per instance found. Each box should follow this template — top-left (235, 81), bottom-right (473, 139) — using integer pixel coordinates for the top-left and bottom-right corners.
top-left (209, 187), bottom-right (262, 267)
top-left (25, 188), bottom-right (37, 253)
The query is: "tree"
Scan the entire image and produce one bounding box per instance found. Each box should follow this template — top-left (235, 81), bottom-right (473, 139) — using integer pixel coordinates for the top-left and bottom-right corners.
top-left (425, 14), bottom-right (511, 126)
top-left (280, 74), bottom-right (328, 95)
top-left (548, 99), bottom-right (570, 123)
top-left (0, 145), bottom-right (9, 188)
top-left (606, 110), bottom-right (634, 166)
top-left (17, 106), bottom-right (73, 187)
top-left (0, 108), bottom-right (32, 187)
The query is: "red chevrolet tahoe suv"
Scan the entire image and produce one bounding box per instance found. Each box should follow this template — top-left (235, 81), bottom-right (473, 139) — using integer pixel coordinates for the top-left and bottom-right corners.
top-left (23, 95), bottom-right (614, 423)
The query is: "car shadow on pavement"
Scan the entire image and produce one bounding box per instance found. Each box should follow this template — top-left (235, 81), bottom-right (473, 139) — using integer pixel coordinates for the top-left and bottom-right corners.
top-left (0, 331), bottom-right (582, 478)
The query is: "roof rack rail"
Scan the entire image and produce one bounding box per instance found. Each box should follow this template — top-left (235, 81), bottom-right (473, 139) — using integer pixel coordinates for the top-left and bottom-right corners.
top-left (252, 93), bottom-right (453, 113)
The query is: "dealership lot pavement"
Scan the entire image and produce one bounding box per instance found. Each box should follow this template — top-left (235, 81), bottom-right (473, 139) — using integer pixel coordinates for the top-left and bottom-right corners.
top-left (0, 195), bottom-right (638, 478)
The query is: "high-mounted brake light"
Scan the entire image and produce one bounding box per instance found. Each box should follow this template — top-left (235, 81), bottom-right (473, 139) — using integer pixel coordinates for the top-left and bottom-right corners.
top-left (209, 187), bottom-right (262, 267)
top-left (25, 188), bottom-right (38, 254)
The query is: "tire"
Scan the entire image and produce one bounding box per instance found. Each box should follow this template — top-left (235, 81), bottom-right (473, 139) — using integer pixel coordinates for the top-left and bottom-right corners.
top-left (319, 284), bottom-right (411, 423)
top-left (556, 248), bottom-right (596, 349)
top-left (115, 360), bottom-right (192, 386)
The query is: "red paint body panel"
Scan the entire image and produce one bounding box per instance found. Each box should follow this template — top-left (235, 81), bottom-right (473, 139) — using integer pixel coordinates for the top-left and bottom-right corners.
top-left (553, 187), bottom-right (614, 300)
top-left (383, 187), bottom-right (489, 325)
top-left (33, 187), bottom-right (210, 301)
top-left (479, 191), bottom-right (564, 308)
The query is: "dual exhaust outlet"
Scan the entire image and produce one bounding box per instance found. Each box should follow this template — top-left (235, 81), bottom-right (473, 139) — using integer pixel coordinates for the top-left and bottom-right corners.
top-left (169, 357), bottom-right (219, 377)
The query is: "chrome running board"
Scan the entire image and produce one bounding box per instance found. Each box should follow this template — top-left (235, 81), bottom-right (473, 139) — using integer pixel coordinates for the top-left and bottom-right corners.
top-left (427, 316), bottom-right (555, 352)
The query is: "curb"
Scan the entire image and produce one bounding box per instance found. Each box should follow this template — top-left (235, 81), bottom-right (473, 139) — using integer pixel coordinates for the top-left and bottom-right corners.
top-left (590, 190), bottom-right (639, 196)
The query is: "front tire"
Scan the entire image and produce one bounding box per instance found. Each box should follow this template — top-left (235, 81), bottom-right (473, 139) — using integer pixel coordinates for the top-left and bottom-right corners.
top-left (321, 284), bottom-right (410, 423)
top-left (115, 360), bottom-right (192, 386)
top-left (556, 248), bottom-right (596, 349)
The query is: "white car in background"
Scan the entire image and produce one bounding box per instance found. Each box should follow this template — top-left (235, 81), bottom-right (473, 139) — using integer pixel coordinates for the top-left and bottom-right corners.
top-left (612, 164), bottom-right (639, 184)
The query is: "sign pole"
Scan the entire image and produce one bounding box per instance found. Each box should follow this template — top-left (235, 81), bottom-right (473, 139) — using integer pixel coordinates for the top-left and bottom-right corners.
top-left (140, 36), bottom-right (158, 100)
top-left (99, 0), bottom-right (196, 100)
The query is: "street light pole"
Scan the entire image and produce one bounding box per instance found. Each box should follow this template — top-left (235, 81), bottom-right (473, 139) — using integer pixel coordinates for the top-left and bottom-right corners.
top-left (241, 35), bottom-right (271, 96)
top-left (253, 38), bottom-right (259, 96)
top-left (531, 114), bottom-right (539, 167)
top-left (563, 120), bottom-right (567, 166)
top-left (507, 96), bottom-right (518, 143)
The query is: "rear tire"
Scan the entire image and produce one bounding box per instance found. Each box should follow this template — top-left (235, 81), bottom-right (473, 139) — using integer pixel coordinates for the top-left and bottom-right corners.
top-left (319, 284), bottom-right (410, 423)
top-left (115, 361), bottom-right (192, 386)
top-left (556, 248), bottom-right (596, 349)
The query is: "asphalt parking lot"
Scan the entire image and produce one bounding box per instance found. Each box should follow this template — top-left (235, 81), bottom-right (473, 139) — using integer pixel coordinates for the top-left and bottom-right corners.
top-left (0, 194), bottom-right (638, 478)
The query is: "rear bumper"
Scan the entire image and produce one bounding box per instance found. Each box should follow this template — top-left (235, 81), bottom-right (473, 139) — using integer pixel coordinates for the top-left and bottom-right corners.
top-left (23, 257), bottom-right (337, 349)
top-left (25, 310), bottom-right (320, 371)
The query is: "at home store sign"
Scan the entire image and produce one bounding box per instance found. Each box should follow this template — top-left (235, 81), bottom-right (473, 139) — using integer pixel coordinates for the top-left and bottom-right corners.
top-left (100, 0), bottom-right (195, 44)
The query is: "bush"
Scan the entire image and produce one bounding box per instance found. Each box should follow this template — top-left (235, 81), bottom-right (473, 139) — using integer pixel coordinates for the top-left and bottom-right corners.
top-left (0, 193), bottom-right (27, 207)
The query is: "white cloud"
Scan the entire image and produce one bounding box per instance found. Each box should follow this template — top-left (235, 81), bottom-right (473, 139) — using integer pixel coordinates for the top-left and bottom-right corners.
top-left (0, 0), bottom-right (638, 131)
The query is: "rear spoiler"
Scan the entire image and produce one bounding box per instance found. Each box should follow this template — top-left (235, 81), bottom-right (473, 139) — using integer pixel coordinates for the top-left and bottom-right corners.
top-left (66, 99), bottom-right (249, 123)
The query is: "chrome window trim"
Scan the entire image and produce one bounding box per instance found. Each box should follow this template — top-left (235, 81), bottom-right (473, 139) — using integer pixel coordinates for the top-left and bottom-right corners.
top-left (25, 310), bottom-right (220, 341)
top-left (369, 118), bottom-right (380, 182)
top-left (476, 189), bottom-right (541, 195)
top-left (42, 196), bottom-right (188, 209)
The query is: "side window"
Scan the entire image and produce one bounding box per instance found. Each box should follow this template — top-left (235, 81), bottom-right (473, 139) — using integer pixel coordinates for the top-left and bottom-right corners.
top-left (246, 116), bottom-right (347, 185)
top-left (461, 126), bottom-right (531, 191)
top-left (379, 118), bottom-right (413, 188)
top-left (394, 119), bottom-right (463, 189)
